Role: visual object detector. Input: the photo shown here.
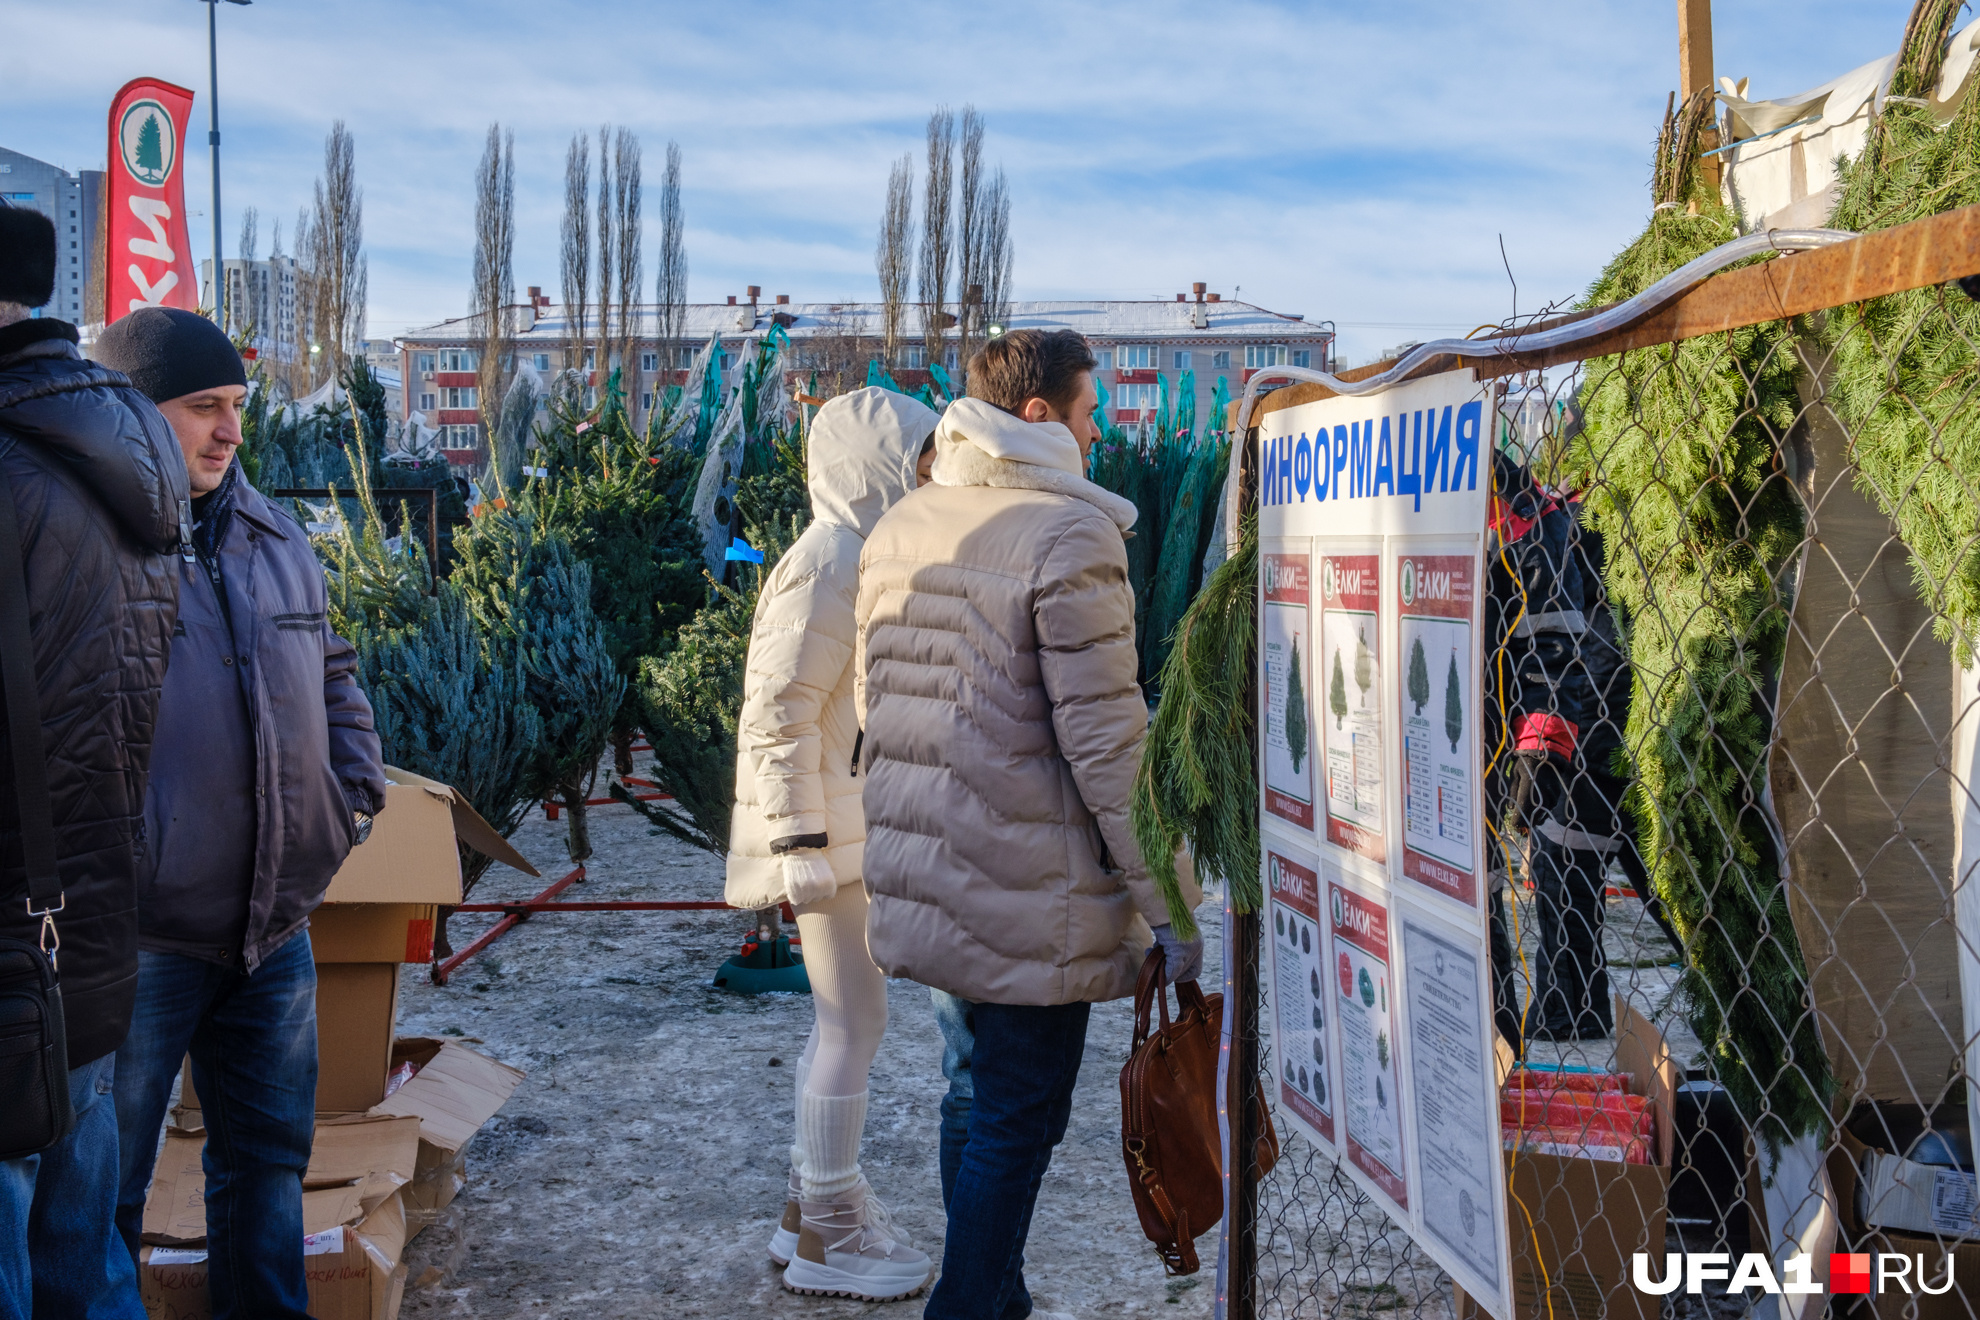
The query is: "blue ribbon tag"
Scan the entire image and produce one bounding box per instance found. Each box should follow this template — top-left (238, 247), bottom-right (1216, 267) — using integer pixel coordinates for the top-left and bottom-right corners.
top-left (724, 538), bottom-right (765, 564)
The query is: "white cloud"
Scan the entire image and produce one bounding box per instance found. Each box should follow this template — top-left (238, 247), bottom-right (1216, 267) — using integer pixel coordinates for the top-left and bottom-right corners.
top-left (0, 0), bottom-right (1912, 358)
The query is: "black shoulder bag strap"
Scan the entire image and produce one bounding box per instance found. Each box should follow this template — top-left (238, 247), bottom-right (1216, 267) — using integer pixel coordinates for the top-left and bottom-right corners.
top-left (0, 458), bottom-right (62, 957)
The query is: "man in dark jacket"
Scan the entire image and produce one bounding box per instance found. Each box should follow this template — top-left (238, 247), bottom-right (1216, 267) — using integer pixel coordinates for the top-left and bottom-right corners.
top-left (96, 308), bottom-right (387, 1320)
top-left (0, 207), bottom-right (187, 1319)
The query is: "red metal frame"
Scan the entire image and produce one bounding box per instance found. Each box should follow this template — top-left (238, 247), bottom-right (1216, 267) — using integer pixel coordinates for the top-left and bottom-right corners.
top-left (541, 776), bottom-right (673, 821)
top-left (432, 865), bottom-right (793, 985)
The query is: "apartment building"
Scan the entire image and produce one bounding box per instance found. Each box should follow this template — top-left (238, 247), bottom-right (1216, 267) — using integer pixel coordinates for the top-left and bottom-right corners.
top-left (1, 146), bottom-right (104, 325)
top-left (397, 286), bottom-right (1334, 468)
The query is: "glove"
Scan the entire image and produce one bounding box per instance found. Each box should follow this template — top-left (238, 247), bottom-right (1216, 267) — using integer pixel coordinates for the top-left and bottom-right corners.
top-left (1149, 923), bottom-right (1205, 985)
top-left (782, 851), bottom-right (839, 906)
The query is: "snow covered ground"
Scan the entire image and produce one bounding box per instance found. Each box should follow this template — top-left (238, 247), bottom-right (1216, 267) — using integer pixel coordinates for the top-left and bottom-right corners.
top-left (394, 774), bottom-right (1221, 1318)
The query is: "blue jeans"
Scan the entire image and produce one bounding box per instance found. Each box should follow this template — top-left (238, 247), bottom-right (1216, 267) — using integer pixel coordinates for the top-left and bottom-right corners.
top-left (924, 999), bottom-right (1091, 1320)
top-left (113, 933), bottom-right (318, 1320)
top-left (929, 988), bottom-right (974, 1211)
top-left (0, 1053), bottom-right (146, 1320)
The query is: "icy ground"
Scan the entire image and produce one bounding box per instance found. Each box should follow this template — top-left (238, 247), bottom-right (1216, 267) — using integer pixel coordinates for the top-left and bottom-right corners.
top-left (395, 770), bottom-right (1221, 1319)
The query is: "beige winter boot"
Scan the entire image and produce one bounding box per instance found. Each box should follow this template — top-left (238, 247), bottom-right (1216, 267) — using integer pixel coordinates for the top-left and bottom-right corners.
top-left (766, 1166), bottom-right (801, 1266)
top-left (780, 1179), bottom-right (931, 1301)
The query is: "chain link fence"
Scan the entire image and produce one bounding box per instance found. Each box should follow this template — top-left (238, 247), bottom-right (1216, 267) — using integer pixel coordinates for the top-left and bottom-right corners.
top-left (1216, 245), bottom-right (1980, 1320)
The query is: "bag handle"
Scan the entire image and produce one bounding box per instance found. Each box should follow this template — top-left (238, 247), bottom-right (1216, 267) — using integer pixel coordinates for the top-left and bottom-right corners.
top-left (1132, 946), bottom-right (1178, 1051)
top-left (0, 458), bottom-right (61, 964)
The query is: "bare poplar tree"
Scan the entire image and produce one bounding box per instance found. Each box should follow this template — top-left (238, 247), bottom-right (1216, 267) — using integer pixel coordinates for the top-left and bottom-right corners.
top-left (472, 123), bottom-right (516, 454)
top-left (291, 205), bottom-right (317, 392)
top-left (594, 124), bottom-right (614, 383)
top-left (917, 107), bottom-right (955, 370)
top-left (611, 128), bottom-right (642, 391)
top-left (876, 154), bottom-right (913, 370)
top-left (656, 141), bottom-right (687, 393)
top-left (561, 131), bottom-right (591, 381)
top-left (954, 106), bottom-right (985, 384)
top-left (309, 121), bottom-right (366, 384)
top-left (85, 182), bottom-right (107, 326)
top-left (234, 205), bottom-right (258, 339)
top-left (980, 167), bottom-right (1014, 333)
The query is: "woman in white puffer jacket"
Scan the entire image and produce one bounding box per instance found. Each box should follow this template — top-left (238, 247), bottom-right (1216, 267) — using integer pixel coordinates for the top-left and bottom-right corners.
top-left (726, 386), bottom-right (938, 1303)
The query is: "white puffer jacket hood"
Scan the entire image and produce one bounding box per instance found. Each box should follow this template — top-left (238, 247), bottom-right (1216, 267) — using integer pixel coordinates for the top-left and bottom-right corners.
top-left (725, 388), bottom-right (940, 908)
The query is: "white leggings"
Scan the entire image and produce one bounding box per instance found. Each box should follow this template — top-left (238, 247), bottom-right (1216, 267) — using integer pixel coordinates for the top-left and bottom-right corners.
top-left (793, 880), bottom-right (888, 1100)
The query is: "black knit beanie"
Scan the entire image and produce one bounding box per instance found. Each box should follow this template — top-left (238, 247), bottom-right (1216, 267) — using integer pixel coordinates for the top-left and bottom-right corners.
top-left (94, 307), bottom-right (248, 403)
top-left (0, 206), bottom-right (56, 308)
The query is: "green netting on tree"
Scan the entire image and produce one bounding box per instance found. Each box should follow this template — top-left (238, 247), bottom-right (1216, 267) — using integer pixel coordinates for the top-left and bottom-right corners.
top-left (1131, 513), bottom-right (1259, 938)
top-left (1824, 62), bottom-right (1980, 663)
top-left (1567, 94), bottom-right (1831, 1146)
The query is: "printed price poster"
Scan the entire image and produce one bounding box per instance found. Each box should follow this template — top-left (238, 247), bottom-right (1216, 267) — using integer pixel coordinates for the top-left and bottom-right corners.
top-left (1319, 552), bottom-right (1385, 862)
top-left (1331, 878), bottom-right (1407, 1211)
top-left (1263, 551), bottom-right (1316, 830)
top-left (1396, 551), bottom-right (1478, 906)
top-left (1266, 844), bottom-right (1334, 1146)
top-left (1400, 905), bottom-right (1507, 1311)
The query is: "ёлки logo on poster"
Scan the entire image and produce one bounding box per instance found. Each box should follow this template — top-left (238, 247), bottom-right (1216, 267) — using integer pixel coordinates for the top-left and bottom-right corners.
top-left (1633, 1251), bottom-right (1955, 1297)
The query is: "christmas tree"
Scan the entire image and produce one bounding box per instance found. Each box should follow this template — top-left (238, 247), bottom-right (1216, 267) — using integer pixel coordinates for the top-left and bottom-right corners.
top-left (451, 509), bottom-right (623, 864)
top-left (352, 582), bottom-right (543, 962)
top-left (1330, 649), bottom-right (1348, 729)
top-left (134, 112), bottom-right (164, 183)
top-left (1285, 634), bottom-right (1308, 774)
top-left (1444, 651), bottom-right (1463, 752)
top-left (1354, 627), bottom-right (1373, 705)
top-left (1407, 636), bottom-right (1430, 714)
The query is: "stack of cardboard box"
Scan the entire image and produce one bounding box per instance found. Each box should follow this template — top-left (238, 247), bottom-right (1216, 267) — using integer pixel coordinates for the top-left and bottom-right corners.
top-left (1455, 999), bottom-right (1678, 1320)
top-left (137, 769), bottom-right (536, 1320)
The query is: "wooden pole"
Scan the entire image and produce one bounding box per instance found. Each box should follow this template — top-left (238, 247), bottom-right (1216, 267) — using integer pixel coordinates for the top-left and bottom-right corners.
top-left (1678, 0), bottom-right (1722, 191)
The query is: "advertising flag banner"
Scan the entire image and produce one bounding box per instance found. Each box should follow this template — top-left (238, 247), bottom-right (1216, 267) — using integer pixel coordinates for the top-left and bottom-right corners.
top-left (1255, 368), bottom-right (1511, 1320)
top-left (105, 78), bottom-right (199, 322)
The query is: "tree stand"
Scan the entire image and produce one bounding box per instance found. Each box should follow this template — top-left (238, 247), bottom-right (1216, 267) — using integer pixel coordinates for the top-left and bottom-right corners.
top-left (712, 904), bottom-right (812, 994)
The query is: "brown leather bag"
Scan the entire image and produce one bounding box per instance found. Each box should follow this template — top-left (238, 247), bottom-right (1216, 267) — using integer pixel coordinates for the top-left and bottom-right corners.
top-left (1119, 947), bottom-right (1279, 1275)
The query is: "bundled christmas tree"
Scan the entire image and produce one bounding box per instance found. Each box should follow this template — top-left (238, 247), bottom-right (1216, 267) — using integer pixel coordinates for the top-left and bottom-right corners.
top-left (1824, 0), bottom-right (1980, 662)
top-left (1567, 89), bottom-right (1830, 1146)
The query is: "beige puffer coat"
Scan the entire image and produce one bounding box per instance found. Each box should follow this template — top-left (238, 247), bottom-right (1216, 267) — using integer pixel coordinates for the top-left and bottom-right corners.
top-left (724, 388), bottom-right (939, 909)
top-left (855, 399), bottom-right (1200, 1005)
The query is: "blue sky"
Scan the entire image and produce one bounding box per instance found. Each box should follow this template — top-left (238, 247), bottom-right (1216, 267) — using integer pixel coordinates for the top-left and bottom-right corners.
top-left (3, 0), bottom-right (1914, 362)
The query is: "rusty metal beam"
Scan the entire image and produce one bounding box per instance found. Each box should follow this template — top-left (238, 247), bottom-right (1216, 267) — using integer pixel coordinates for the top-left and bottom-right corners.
top-left (1244, 202), bottom-right (1980, 423)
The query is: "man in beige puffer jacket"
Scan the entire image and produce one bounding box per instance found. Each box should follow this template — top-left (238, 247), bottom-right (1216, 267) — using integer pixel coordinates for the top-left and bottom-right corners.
top-left (856, 330), bottom-right (1202, 1320)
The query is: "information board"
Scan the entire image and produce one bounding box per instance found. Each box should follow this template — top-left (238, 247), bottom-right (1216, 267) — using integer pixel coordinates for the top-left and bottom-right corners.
top-left (1263, 550), bottom-right (1317, 830)
top-left (1266, 842), bottom-right (1335, 1146)
top-left (1254, 369), bottom-right (1511, 1320)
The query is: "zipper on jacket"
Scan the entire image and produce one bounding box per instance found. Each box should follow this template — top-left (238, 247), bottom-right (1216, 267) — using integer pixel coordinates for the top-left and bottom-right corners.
top-left (850, 729), bottom-right (863, 778)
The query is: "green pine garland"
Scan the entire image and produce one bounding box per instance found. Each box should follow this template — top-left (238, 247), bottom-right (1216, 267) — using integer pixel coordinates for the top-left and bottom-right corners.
top-left (1569, 113), bottom-right (1832, 1144)
top-left (1132, 513), bottom-right (1259, 938)
top-left (1824, 68), bottom-right (1980, 662)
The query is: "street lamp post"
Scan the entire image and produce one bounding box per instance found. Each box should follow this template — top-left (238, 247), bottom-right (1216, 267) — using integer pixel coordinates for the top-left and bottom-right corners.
top-left (202, 0), bottom-right (251, 330)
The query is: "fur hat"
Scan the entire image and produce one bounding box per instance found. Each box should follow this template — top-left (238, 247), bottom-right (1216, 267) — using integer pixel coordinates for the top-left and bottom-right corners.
top-left (0, 206), bottom-right (57, 309)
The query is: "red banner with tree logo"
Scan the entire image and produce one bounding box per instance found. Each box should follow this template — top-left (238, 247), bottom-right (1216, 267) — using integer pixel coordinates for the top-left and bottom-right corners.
top-left (105, 78), bottom-right (198, 323)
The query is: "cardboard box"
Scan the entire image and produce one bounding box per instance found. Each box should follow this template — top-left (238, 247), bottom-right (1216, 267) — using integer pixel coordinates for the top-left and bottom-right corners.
top-left (321, 766), bottom-right (536, 906)
top-left (1456, 999), bottom-right (1676, 1320)
top-left (139, 1115), bottom-right (420, 1320)
top-left (372, 1038), bottom-right (525, 1220)
top-left (1859, 1149), bottom-right (1980, 1241)
top-left (315, 963), bottom-right (401, 1114)
top-left (310, 904), bottom-right (437, 964)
